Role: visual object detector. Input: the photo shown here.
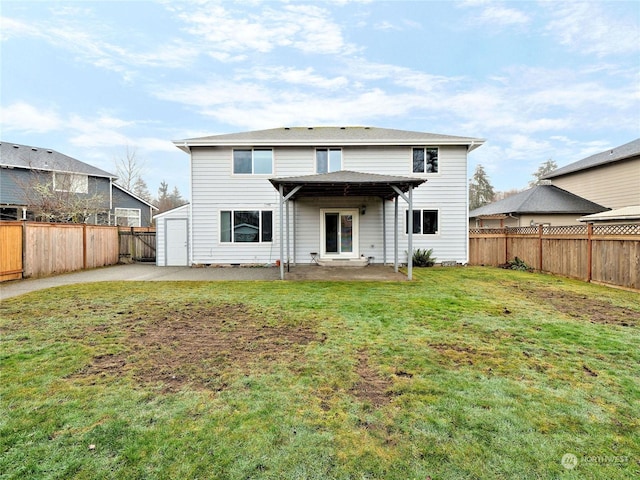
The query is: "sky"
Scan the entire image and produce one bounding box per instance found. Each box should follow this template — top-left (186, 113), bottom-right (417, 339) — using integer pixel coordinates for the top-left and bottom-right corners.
top-left (1, 0), bottom-right (639, 201)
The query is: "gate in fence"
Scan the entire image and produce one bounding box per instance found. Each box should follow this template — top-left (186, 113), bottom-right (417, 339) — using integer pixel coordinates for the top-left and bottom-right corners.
top-left (118, 227), bottom-right (156, 263)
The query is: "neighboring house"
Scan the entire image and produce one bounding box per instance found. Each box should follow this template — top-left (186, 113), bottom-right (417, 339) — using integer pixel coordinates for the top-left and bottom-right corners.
top-left (579, 205), bottom-right (640, 225)
top-left (542, 138), bottom-right (640, 211)
top-left (0, 142), bottom-right (157, 226)
top-left (469, 184), bottom-right (608, 228)
top-left (169, 126), bottom-right (484, 276)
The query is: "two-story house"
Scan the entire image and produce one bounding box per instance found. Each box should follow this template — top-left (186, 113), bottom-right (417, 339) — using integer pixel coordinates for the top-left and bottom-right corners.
top-left (543, 138), bottom-right (640, 224)
top-left (164, 127), bottom-right (484, 278)
top-left (0, 142), bottom-right (157, 226)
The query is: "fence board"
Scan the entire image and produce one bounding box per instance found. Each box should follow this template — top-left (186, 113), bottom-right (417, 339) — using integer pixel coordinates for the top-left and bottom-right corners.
top-left (0, 222), bottom-right (23, 282)
top-left (469, 224), bottom-right (640, 290)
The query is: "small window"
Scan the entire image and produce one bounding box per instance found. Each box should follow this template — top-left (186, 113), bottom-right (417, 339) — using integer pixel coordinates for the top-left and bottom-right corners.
top-left (406, 209), bottom-right (438, 235)
top-left (115, 208), bottom-right (141, 227)
top-left (220, 210), bottom-right (273, 243)
top-left (233, 149), bottom-right (273, 174)
top-left (316, 148), bottom-right (342, 173)
top-left (54, 172), bottom-right (89, 193)
top-left (412, 147), bottom-right (438, 173)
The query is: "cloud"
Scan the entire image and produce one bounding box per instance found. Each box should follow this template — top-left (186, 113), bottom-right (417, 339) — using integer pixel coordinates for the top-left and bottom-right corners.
top-left (544, 1), bottom-right (640, 57)
top-left (169, 1), bottom-right (356, 58)
top-left (459, 1), bottom-right (530, 28)
top-left (0, 102), bottom-right (63, 133)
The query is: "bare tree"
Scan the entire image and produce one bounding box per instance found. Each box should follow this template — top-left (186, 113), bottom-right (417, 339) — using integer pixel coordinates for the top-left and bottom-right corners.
top-left (18, 169), bottom-right (108, 223)
top-left (114, 146), bottom-right (145, 192)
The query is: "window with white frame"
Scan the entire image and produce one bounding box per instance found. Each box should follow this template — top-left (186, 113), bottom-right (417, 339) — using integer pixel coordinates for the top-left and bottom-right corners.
top-left (220, 210), bottom-right (273, 243)
top-left (412, 147), bottom-right (438, 173)
top-left (405, 209), bottom-right (439, 235)
top-left (233, 149), bottom-right (273, 174)
top-left (316, 148), bottom-right (342, 173)
top-left (115, 208), bottom-right (141, 227)
top-left (54, 172), bottom-right (89, 193)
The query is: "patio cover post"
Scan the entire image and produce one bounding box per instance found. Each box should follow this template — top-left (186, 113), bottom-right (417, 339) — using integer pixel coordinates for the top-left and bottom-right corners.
top-left (407, 186), bottom-right (413, 281)
top-left (382, 198), bottom-right (387, 265)
top-left (278, 184), bottom-right (303, 280)
top-left (279, 184), bottom-right (285, 280)
top-left (394, 196), bottom-right (399, 272)
top-left (286, 199), bottom-right (290, 272)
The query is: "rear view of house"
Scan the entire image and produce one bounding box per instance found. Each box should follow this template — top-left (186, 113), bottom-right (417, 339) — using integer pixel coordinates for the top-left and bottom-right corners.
top-left (170, 127), bottom-right (483, 276)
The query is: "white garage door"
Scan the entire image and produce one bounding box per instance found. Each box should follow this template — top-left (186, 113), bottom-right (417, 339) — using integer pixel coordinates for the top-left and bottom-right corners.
top-left (165, 218), bottom-right (188, 266)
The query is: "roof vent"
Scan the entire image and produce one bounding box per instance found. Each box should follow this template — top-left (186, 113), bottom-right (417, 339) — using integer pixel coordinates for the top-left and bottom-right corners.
top-left (13, 145), bottom-right (19, 148)
top-left (609, 150), bottom-right (614, 155)
top-left (284, 127), bottom-right (290, 130)
top-left (340, 127), bottom-right (346, 130)
top-left (364, 127), bottom-right (370, 129)
top-left (308, 127), bottom-right (314, 130)
top-left (47, 150), bottom-right (53, 153)
top-left (32, 148), bottom-right (37, 151)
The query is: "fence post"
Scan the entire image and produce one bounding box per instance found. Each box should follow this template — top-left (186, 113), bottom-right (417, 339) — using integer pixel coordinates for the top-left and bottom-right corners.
top-left (83, 224), bottom-right (88, 270)
top-left (587, 223), bottom-right (593, 282)
top-left (538, 224), bottom-right (543, 272)
top-left (504, 227), bottom-right (509, 264)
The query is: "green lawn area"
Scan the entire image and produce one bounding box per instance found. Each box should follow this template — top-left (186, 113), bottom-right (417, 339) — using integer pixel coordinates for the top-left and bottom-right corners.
top-left (1, 267), bottom-right (638, 479)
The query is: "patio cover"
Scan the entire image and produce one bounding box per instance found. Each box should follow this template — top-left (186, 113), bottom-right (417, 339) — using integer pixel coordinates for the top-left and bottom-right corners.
top-left (269, 171), bottom-right (426, 280)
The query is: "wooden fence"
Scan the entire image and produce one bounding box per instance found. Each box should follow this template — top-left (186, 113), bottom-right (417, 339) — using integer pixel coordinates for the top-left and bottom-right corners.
top-left (0, 222), bottom-right (120, 281)
top-left (118, 227), bottom-right (156, 263)
top-left (469, 224), bottom-right (640, 290)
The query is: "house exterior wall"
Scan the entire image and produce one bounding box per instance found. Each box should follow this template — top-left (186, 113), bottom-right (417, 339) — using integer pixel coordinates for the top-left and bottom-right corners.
top-left (111, 187), bottom-right (154, 226)
top-left (470, 213), bottom-right (585, 229)
top-left (550, 157), bottom-right (640, 209)
top-left (190, 144), bottom-right (470, 265)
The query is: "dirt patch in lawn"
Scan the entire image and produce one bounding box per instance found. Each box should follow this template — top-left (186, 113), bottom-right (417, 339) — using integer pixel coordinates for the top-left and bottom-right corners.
top-left (350, 352), bottom-right (394, 408)
top-left (76, 303), bottom-right (319, 392)
top-left (522, 288), bottom-right (639, 326)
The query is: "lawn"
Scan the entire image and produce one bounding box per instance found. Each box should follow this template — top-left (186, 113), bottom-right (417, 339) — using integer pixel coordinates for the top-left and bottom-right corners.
top-left (1, 267), bottom-right (638, 479)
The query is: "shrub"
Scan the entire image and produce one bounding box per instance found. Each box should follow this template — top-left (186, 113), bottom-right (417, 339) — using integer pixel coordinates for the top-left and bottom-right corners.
top-left (412, 248), bottom-right (436, 267)
top-left (500, 257), bottom-right (533, 272)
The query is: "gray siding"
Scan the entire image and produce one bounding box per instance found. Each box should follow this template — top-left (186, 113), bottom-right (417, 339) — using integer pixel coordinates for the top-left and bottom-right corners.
top-left (111, 187), bottom-right (154, 226)
top-left (190, 145), bottom-right (469, 265)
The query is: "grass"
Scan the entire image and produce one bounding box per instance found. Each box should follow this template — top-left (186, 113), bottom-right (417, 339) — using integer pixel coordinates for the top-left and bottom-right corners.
top-left (1, 267), bottom-right (638, 479)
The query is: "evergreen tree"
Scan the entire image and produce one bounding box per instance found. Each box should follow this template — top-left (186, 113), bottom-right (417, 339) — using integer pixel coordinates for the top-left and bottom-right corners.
top-left (529, 159), bottom-right (558, 187)
top-left (132, 177), bottom-right (153, 203)
top-left (469, 164), bottom-right (495, 210)
top-left (156, 181), bottom-right (185, 213)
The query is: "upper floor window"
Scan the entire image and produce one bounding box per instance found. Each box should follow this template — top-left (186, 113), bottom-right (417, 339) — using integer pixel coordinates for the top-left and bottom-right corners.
top-left (316, 148), bottom-right (342, 173)
top-left (54, 172), bottom-right (88, 193)
top-left (233, 149), bottom-right (273, 174)
top-left (115, 208), bottom-right (141, 227)
top-left (412, 147), bottom-right (438, 174)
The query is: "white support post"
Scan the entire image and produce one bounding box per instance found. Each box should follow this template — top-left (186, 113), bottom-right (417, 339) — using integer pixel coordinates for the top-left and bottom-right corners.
top-left (382, 198), bottom-right (387, 265)
top-left (286, 199), bottom-right (290, 272)
top-left (394, 196), bottom-right (398, 272)
top-left (279, 184), bottom-right (285, 280)
top-left (407, 187), bottom-right (413, 281)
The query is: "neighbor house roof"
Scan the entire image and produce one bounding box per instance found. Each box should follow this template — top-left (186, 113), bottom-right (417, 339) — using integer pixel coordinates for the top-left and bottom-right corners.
top-left (469, 185), bottom-right (608, 218)
top-left (543, 138), bottom-right (640, 179)
top-left (174, 126), bottom-right (485, 152)
top-left (113, 183), bottom-right (158, 210)
top-left (269, 170), bottom-right (426, 201)
top-left (579, 205), bottom-right (640, 223)
top-left (0, 142), bottom-right (116, 178)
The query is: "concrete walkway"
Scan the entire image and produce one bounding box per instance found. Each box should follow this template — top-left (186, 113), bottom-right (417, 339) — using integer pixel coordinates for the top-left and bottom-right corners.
top-left (0, 263), bottom-right (407, 300)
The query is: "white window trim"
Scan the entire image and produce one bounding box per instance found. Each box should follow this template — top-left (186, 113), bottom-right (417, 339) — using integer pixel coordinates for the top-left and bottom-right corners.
top-left (405, 208), bottom-right (440, 236)
top-left (411, 146), bottom-right (440, 175)
top-left (315, 148), bottom-right (343, 174)
top-left (115, 207), bottom-right (141, 227)
top-left (232, 149), bottom-right (274, 175)
top-left (53, 172), bottom-right (89, 193)
top-left (219, 209), bottom-right (274, 244)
